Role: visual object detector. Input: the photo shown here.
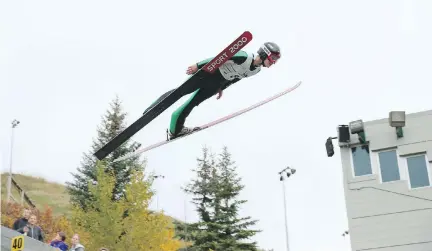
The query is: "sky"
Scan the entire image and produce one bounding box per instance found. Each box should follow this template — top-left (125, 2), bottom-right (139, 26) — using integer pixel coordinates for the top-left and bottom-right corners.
top-left (1, 0), bottom-right (432, 250)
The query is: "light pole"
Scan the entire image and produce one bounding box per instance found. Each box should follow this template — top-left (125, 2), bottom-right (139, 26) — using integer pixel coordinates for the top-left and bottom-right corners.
top-left (183, 190), bottom-right (189, 251)
top-left (7, 119), bottom-right (20, 203)
top-left (153, 174), bottom-right (165, 210)
top-left (279, 166), bottom-right (296, 251)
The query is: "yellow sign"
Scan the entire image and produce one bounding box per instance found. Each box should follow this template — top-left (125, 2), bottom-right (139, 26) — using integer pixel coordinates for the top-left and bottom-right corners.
top-left (11, 235), bottom-right (24, 251)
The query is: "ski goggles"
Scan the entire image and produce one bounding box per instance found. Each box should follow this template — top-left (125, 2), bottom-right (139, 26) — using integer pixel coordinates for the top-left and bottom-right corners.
top-left (267, 53), bottom-right (280, 63)
top-left (262, 46), bottom-right (281, 64)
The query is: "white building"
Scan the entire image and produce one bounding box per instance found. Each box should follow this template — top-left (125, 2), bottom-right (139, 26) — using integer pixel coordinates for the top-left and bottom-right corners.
top-left (329, 110), bottom-right (432, 251)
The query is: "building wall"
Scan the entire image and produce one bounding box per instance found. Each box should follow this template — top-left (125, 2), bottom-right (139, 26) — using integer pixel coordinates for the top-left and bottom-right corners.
top-left (338, 110), bottom-right (432, 251)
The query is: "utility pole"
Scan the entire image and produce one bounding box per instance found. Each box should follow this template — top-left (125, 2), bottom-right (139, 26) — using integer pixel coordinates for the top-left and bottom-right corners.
top-left (7, 119), bottom-right (20, 203)
top-left (278, 166), bottom-right (296, 251)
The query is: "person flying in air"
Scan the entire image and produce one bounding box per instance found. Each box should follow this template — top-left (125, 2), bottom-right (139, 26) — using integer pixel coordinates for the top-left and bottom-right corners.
top-left (145, 42), bottom-right (281, 139)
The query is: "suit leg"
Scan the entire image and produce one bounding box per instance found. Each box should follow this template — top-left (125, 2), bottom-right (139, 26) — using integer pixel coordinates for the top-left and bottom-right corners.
top-left (169, 86), bottom-right (219, 136)
top-left (143, 73), bottom-right (208, 114)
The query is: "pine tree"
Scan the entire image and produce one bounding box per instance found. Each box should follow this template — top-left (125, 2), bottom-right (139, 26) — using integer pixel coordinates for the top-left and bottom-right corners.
top-left (176, 147), bottom-right (220, 251)
top-left (66, 96), bottom-right (144, 210)
top-left (177, 146), bottom-right (260, 251)
top-left (214, 146), bottom-right (260, 251)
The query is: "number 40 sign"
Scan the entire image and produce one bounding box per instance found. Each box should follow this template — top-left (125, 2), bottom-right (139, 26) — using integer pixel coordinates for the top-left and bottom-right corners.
top-left (11, 235), bottom-right (24, 251)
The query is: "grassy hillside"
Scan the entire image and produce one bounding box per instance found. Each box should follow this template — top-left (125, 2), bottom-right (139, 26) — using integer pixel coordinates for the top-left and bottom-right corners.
top-left (1, 172), bottom-right (191, 249)
top-left (1, 173), bottom-right (71, 216)
top-left (1, 172), bottom-right (181, 223)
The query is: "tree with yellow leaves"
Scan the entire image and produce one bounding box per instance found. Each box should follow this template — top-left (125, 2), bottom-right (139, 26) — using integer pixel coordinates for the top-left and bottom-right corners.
top-left (70, 161), bottom-right (182, 251)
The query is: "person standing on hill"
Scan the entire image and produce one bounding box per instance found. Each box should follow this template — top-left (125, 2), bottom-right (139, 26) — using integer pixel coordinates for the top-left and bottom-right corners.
top-left (12, 208), bottom-right (31, 231)
top-left (16, 214), bottom-right (44, 242)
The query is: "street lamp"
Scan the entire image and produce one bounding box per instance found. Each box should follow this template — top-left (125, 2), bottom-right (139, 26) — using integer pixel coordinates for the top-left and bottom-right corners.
top-left (325, 136), bottom-right (338, 157)
top-left (279, 166), bottom-right (296, 251)
top-left (153, 174), bottom-right (165, 210)
top-left (7, 119), bottom-right (20, 203)
top-left (342, 230), bottom-right (349, 237)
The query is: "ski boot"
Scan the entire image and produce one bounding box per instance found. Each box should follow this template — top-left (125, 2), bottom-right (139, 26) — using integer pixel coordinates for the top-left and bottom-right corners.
top-left (166, 126), bottom-right (200, 140)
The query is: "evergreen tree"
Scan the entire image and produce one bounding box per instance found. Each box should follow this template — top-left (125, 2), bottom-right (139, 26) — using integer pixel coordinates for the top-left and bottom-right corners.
top-left (175, 147), bottom-right (219, 251)
top-left (177, 146), bottom-right (260, 251)
top-left (66, 96), bottom-right (144, 210)
top-left (214, 146), bottom-right (260, 251)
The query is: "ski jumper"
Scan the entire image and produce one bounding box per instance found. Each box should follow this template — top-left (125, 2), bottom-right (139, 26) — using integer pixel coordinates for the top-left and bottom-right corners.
top-left (147, 50), bottom-right (262, 136)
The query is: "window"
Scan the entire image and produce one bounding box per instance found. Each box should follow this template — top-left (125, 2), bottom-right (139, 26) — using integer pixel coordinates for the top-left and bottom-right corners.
top-left (407, 155), bottom-right (430, 188)
top-left (351, 145), bottom-right (372, 176)
top-left (378, 150), bottom-right (400, 182)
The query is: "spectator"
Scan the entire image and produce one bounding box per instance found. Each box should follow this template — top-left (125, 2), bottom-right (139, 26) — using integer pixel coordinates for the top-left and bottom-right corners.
top-left (12, 208), bottom-right (31, 231)
top-left (50, 231), bottom-right (69, 251)
top-left (16, 214), bottom-right (44, 242)
top-left (69, 234), bottom-right (85, 251)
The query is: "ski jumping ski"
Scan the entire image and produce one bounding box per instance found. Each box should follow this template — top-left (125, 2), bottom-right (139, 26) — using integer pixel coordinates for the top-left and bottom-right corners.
top-left (112, 81), bottom-right (302, 163)
top-left (93, 31), bottom-right (253, 161)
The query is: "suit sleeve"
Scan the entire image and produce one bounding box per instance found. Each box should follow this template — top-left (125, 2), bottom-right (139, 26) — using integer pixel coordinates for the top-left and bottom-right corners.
top-left (230, 50), bottom-right (248, 65)
top-left (196, 57), bottom-right (214, 69)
